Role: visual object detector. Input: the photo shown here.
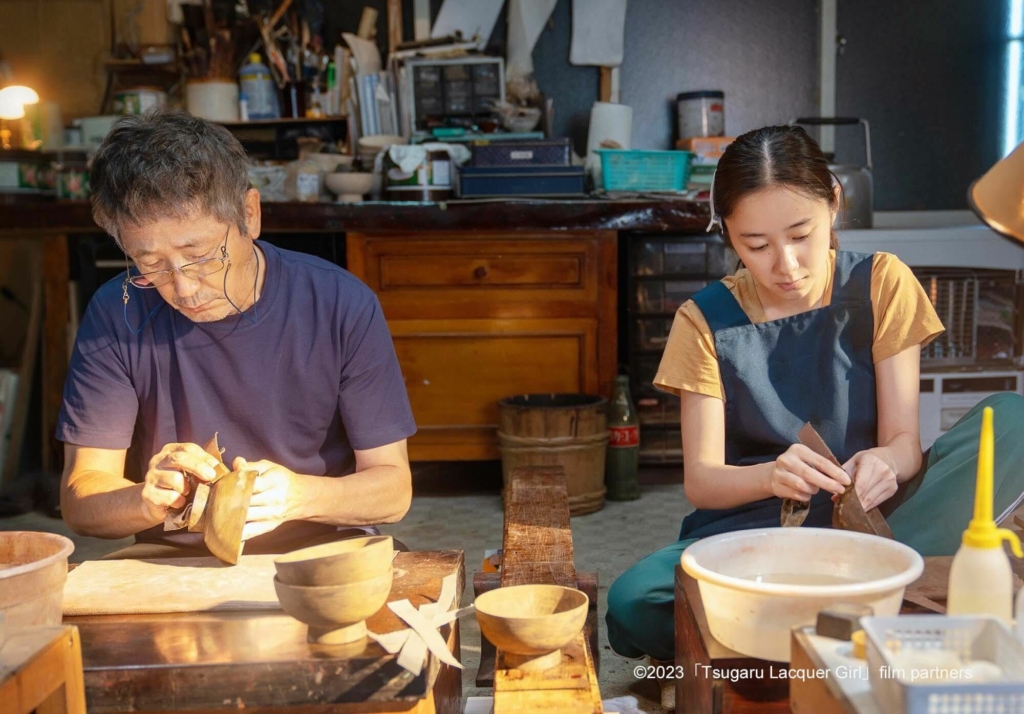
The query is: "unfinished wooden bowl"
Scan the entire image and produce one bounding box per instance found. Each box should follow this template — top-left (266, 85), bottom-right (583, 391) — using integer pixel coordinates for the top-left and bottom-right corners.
top-left (274, 535), bottom-right (394, 586)
top-left (204, 468), bottom-right (257, 565)
top-left (474, 584), bottom-right (589, 672)
top-left (274, 570), bottom-right (393, 644)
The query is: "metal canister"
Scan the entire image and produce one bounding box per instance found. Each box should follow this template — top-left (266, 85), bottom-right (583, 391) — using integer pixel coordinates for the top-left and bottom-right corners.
top-left (112, 87), bottom-right (167, 116)
top-left (384, 148), bottom-right (453, 201)
top-left (791, 117), bottom-right (874, 229)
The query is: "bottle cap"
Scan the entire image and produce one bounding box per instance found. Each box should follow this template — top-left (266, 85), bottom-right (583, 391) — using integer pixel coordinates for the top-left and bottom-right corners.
top-left (962, 407), bottom-right (1023, 556)
top-left (249, 53), bottom-right (262, 64)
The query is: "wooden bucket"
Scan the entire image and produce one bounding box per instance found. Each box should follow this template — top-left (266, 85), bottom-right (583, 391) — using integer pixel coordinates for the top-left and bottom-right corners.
top-left (497, 394), bottom-right (608, 516)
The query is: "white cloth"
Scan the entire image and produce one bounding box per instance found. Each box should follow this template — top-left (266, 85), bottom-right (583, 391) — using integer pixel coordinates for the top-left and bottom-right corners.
top-left (507, 0), bottom-right (559, 79)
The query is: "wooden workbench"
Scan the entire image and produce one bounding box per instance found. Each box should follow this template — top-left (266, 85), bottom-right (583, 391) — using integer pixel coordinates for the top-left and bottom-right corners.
top-left (65, 549), bottom-right (464, 714)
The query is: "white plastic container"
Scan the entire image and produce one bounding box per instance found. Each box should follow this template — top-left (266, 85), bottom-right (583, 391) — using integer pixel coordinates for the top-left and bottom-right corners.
top-left (946, 406), bottom-right (1022, 626)
top-left (239, 53), bottom-right (279, 120)
top-left (680, 527), bottom-right (923, 662)
top-left (0, 532), bottom-right (75, 635)
top-left (186, 80), bottom-right (240, 123)
top-left (676, 90), bottom-right (725, 141)
top-left (862, 615), bottom-right (1024, 714)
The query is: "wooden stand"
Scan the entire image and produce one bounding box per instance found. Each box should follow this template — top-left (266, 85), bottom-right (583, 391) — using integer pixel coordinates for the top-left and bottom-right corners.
top-left (489, 466), bottom-right (604, 714)
top-left (0, 626), bottom-right (86, 714)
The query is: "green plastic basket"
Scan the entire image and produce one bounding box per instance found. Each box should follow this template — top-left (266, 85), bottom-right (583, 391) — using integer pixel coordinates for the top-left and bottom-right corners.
top-left (597, 149), bottom-right (693, 192)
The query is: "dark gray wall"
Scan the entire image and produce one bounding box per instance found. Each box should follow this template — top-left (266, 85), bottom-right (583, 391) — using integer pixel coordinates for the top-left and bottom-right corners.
top-left (620, 0), bottom-right (820, 149)
top-left (835, 0), bottom-right (1008, 210)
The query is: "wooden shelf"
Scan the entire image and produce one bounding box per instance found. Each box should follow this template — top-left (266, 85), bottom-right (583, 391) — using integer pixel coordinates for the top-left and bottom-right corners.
top-left (217, 116), bottom-right (347, 128)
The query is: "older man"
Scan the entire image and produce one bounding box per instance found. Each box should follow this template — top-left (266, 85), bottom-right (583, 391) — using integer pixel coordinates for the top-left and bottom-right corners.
top-left (58, 110), bottom-right (415, 556)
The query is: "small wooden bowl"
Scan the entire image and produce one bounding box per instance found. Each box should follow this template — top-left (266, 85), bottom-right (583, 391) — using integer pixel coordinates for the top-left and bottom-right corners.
top-left (274, 570), bottom-right (393, 644)
top-left (474, 584), bottom-right (589, 672)
top-left (274, 535), bottom-right (393, 586)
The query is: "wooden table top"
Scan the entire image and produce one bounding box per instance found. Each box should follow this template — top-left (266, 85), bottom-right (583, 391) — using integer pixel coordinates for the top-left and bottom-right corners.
top-left (65, 550), bottom-right (464, 713)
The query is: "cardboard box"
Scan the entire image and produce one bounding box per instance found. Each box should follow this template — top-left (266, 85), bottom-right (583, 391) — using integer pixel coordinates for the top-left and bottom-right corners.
top-left (676, 136), bottom-right (735, 160)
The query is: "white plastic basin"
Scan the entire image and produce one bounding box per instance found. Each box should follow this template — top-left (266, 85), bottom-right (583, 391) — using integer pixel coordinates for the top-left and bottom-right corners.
top-left (0, 531), bottom-right (75, 644)
top-left (680, 527), bottom-right (924, 662)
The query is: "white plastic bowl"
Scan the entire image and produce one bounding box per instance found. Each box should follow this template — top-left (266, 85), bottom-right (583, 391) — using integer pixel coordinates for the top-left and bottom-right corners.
top-left (0, 531), bottom-right (75, 642)
top-left (680, 527), bottom-right (923, 662)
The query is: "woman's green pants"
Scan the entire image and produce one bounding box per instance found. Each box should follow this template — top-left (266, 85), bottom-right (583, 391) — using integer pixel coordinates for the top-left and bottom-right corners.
top-left (606, 393), bottom-right (1024, 661)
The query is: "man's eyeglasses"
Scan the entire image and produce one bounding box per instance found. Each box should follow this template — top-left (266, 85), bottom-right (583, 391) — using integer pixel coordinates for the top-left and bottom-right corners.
top-left (125, 227), bottom-right (231, 288)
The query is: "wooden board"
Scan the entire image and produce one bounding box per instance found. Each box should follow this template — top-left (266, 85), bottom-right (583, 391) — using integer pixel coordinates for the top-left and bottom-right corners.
top-left (492, 467), bottom-right (603, 714)
top-left (67, 551), bottom-right (463, 714)
top-left (790, 628), bottom-right (859, 714)
top-left (62, 555), bottom-right (281, 615)
top-left (0, 626), bottom-right (86, 714)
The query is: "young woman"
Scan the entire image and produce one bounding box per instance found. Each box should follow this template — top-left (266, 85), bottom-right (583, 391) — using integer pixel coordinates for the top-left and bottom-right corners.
top-left (606, 125), bottom-right (1024, 667)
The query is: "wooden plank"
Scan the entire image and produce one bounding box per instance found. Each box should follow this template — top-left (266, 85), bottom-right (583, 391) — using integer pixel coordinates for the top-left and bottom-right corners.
top-left (790, 629), bottom-right (857, 714)
top-left (492, 466), bottom-right (602, 714)
top-left (599, 68), bottom-right (612, 103)
top-left (41, 233), bottom-right (69, 472)
top-left (387, 0), bottom-right (403, 57)
top-left (0, 626), bottom-right (86, 714)
top-left (2, 265), bottom-right (41, 487)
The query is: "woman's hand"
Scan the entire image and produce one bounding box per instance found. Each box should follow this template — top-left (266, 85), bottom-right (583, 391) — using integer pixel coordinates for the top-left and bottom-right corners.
top-left (769, 444), bottom-right (852, 501)
top-left (232, 457), bottom-right (309, 541)
top-left (841, 448), bottom-right (899, 511)
top-left (141, 443), bottom-right (221, 520)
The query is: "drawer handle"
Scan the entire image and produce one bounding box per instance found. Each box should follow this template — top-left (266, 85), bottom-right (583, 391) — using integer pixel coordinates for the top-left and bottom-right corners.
top-left (473, 265), bottom-right (490, 279)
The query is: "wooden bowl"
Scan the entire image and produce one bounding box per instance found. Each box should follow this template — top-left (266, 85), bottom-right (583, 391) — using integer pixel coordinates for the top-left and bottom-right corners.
top-left (274, 535), bottom-right (393, 586)
top-left (274, 570), bottom-right (393, 644)
top-left (474, 584), bottom-right (589, 671)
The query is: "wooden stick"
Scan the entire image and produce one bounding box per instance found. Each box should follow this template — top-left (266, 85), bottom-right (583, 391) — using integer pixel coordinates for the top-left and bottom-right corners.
top-left (358, 7), bottom-right (379, 40)
top-left (387, 0), bottom-right (402, 56)
top-left (267, 0), bottom-right (293, 30)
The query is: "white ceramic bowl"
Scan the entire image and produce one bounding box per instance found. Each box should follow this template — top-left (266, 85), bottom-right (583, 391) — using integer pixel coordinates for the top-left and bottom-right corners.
top-left (680, 528), bottom-right (923, 662)
top-left (307, 154), bottom-right (354, 173)
top-left (358, 134), bottom-right (407, 153)
top-left (324, 172), bottom-right (374, 197)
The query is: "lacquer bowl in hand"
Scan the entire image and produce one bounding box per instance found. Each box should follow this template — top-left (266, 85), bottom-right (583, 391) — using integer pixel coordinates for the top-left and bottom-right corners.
top-left (474, 584), bottom-right (589, 672)
top-left (274, 535), bottom-right (394, 586)
top-left (273, 569), bottom-right (393, 644)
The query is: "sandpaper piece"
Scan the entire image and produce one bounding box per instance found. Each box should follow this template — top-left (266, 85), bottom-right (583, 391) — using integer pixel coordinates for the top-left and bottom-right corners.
top-left (164, 433), bottom-right (231, 532)
top-left (368, 572), bottom-right (474, 676)
top-left (781, 498), bottom-right (810, 527)
top-left (796, 423), bottom-right (893, 539)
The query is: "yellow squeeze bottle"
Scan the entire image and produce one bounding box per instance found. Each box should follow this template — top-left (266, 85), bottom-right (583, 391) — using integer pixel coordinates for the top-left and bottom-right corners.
top-left (947, 407), bottom-right (1023, 624)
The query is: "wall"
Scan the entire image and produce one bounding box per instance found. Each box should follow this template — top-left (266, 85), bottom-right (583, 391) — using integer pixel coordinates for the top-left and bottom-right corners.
top-left (0, 0), bottom-right (112, 120)
top-left (620, 0), bottom-right (820, 149)
top-left (835, 0), bottom-right (1008, 210)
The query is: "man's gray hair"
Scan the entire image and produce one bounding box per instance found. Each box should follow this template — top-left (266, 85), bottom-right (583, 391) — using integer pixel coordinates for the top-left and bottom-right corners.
top-left (90, 110), bottom-right (250, 245)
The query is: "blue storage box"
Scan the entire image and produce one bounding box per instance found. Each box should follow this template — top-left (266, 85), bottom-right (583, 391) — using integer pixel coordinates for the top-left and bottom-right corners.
top-left (459, 165), bottom-right (585, 197)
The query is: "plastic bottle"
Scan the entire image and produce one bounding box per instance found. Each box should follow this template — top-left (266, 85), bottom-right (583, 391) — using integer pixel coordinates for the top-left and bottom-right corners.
top-left (605, 375), bottom-right (641, 501)
top-left (238, 53), bottom-right (279, 120)
top-left (947, 407), bottom-right (1023, 625)
top-left (1016, 582), bottom-right (1024, 644)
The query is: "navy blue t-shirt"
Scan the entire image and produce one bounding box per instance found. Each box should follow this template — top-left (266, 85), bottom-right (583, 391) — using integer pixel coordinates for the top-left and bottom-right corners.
top-left (57, 241), bottom-right (416, 547)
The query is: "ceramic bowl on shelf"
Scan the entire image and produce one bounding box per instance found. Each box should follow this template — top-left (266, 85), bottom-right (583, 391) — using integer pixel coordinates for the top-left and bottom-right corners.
top-left (324, 172), bottom-right (374, 201)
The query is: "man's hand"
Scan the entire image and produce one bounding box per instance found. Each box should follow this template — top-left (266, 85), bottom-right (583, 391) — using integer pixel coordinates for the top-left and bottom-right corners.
top-left (232, 457), bottom-right (308, 541)
top-left (142, 443), bottom-right (221, 521)
top-left (840, 448), bottom-right (899, 511)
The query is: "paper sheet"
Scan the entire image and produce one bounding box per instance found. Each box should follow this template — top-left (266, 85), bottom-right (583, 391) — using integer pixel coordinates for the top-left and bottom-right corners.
top-left (431, 0), bottom-right (504, 48)
top-left (570, 0), bottom-right (628, 67)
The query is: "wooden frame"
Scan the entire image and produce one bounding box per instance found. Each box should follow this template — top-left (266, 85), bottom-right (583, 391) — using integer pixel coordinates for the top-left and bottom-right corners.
top-left (0, 626), bottom-right (86, 714)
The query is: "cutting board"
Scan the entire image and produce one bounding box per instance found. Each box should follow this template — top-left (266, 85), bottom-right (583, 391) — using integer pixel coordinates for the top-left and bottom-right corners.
top-left (63, 555), bottom-right (282, 616)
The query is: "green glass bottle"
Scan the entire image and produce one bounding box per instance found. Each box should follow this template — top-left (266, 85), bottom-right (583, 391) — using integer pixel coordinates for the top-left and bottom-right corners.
top-left (606, 375), bottom-right (641, 500)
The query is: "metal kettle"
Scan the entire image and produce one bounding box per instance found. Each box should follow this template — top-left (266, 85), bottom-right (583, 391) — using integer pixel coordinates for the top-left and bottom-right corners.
top-left (790, 117), bottom-right (873, 229)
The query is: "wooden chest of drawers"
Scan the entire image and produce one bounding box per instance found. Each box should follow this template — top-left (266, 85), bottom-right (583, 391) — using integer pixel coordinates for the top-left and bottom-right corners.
top-left (347, 231), bottom-right (617, 460)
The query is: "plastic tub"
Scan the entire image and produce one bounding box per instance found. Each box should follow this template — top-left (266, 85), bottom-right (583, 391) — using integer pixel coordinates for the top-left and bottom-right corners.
top-left (0, 532), bottom-right (75, 639)
top-left (681, 527), bottom-right (923, 662)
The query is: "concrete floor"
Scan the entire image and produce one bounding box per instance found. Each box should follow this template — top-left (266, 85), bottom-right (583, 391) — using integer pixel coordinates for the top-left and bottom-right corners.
top-left (1, 479), bottom-right (693, 714)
